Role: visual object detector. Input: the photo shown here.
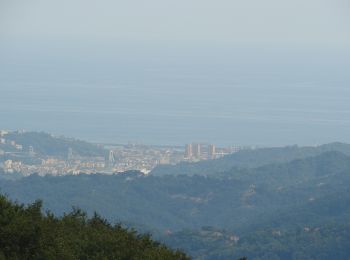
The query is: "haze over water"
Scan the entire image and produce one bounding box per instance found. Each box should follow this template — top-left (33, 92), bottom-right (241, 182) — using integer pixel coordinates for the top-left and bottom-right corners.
top-left (1, 46), bottom-right (350, 146)
top-left (1, 0), bottom-right (350, 146)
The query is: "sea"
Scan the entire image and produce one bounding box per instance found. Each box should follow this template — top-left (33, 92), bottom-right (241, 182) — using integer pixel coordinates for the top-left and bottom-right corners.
top-left (1, 48), bottom-right (350, 147)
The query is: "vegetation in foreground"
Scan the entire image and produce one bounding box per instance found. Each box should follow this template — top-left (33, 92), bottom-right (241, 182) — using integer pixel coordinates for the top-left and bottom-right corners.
top-left (0, 195), bottom-right (189, 260)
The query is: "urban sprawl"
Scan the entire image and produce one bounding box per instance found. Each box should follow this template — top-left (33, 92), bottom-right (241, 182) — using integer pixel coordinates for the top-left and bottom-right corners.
top-left (0, 130), bottom-right (251, 176)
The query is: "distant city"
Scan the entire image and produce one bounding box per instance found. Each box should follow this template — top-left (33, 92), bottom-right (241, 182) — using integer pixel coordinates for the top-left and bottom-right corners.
top-left (0, 130), bottom-right (253, 176)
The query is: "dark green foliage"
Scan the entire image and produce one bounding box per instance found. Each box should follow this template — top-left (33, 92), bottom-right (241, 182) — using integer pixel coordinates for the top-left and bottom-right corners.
top-left (0, 195), bottom-right (189, 259)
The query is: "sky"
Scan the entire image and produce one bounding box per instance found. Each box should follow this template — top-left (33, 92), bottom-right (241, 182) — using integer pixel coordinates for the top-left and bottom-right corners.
top-left (1, 0), bottom-right (350, 146)
top-left (1, 0), bottom-right (350, 47)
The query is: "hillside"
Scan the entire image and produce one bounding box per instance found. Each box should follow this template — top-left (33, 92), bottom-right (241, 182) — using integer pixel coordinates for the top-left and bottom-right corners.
top-left (2, 150), bottom-right (350, 258)
top-left (0, 195), bottom-right (188, 259)
top-left (2, 131), bottom-right (107, 158)
top-left (163, 224), bottom-right (350, 260)
top-left (151, 142), bottom-right (350, 176)
top-left (1, 151), bottom-right (350, 232)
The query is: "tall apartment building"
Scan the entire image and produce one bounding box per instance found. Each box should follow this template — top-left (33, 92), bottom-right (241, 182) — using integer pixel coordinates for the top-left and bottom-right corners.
top-left (185, 144), bottom-right (193, 159)
top-left (208, 144), bottom-right (216, 159)
top-left (192, 143), bottom-right (201, 159)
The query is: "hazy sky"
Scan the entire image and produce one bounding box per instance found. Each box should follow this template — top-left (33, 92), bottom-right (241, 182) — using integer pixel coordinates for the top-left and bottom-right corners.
top-left (1, 1), bottom-right (350, 145)
top-left (1, 0), bottom-right (350, 47)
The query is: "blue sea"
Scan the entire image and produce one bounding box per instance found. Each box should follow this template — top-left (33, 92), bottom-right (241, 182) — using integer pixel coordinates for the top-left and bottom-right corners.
top-left (1, 48), bottom-right (350, 146)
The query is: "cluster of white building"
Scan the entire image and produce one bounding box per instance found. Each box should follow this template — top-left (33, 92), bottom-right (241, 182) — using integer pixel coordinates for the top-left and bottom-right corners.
top-left (184, 143), bottom-right (245, 161)
top-left (0, 129), bottom-right (252, 176)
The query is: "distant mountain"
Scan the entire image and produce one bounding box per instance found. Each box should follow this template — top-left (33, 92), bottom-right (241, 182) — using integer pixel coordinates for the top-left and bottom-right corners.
top-left (2, 131), bottom-right (107, 158)
top-left (1, 151), bottom-right (350, 232)
top-left (151, 142), bottom-right (350, 176)
top-left (220, 150), bottom-right (350, 184)
top-left (164, 223), bottom-right (350, 260)
top-left (2, 149), bottom-right (350, 259)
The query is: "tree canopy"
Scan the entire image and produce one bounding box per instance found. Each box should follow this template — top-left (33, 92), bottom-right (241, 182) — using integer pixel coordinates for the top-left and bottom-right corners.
top-left (0, 195), bottom-right (188, 259)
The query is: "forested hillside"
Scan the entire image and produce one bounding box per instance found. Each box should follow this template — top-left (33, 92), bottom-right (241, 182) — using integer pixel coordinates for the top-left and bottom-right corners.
top-left (2, 131), bottom-right (107, 157)
top-left (151, 142), bottom-right (350, 176)
top-left (163, 224), bottom-right (350, 260)
top-left (1, 149), bottom-right (350, 259)
top-left (0, 195), bottom-right (188, 259)
top-left (1, 152), bottom-right (349, 231)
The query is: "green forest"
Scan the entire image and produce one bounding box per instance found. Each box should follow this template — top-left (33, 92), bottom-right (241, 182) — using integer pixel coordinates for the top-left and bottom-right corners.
top-left (2, 143), bottom-right (350, 259)
top-left (0, 195), bottom-right (188, 259)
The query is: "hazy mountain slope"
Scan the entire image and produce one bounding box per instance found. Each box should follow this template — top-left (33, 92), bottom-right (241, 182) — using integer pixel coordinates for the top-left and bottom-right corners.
top-left (220, 151), bottom-right (350, 185)
top-left (151, 142), bottom-right (350, 176)
top-left (163, 223), bottom-right (350, 260)
top-left (3, 131), bottom-right (107, 157)
top-left (2, 151), bottom-right (350, 259)
top-left (1, 151), bottom-right (350, 234)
